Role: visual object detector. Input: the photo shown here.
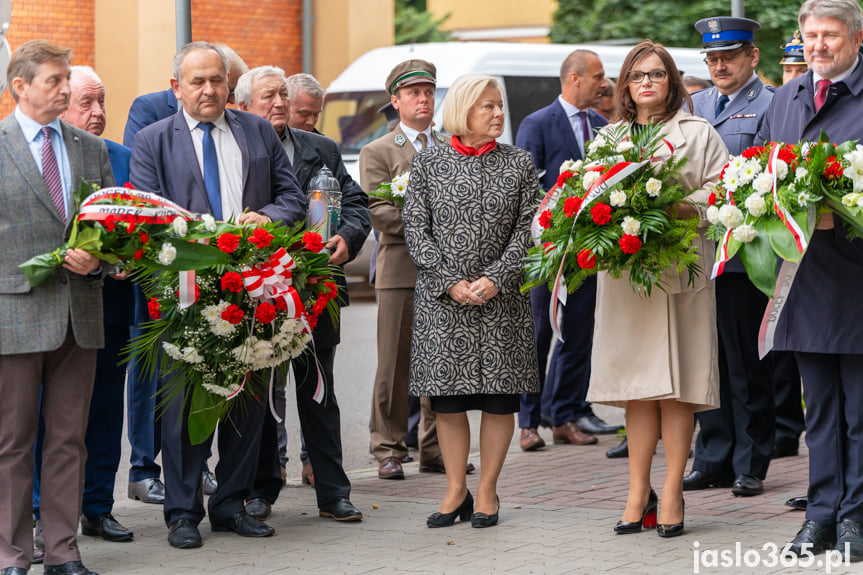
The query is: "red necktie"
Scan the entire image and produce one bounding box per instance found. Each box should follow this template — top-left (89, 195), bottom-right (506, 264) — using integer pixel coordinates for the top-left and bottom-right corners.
top-left (41, 126), bottom-right (66, 223)
top-left (815, 79), bottom-right (831, 111)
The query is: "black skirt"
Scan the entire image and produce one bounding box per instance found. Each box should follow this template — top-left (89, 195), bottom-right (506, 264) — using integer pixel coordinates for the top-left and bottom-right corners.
top-left (429, 393), bottom-right (520, 415)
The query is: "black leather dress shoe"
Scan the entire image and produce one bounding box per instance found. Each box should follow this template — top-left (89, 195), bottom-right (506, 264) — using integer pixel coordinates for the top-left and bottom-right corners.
top-left (244, 498), bottom-right (272, 520)
top-left (43, 560), bottom-right (98, 575)
top-left (731, 475), bottom-right (764, 497)
top-left (771, 440), bottom-right (799, 459)
top-left (212, 511), bottom-right (274, 537)
top-left (682, 470), bottom-right (733, 491)
top-left (319, 498), bottom-right (363, 522)
top-left (575, 414), bottom-right (623, 435)
top-left (836, 519), bottom-right (863, 562)
top-left (785, 496), bottom-right (808, 511)
top-left (606, 438), bottom-right (628, 458)
top-left (788, 519), bottom-right (836, 556)
top-left (1, 568), bottom-right (29, 575)
top-left (81, 513), bottom-right (134, 542)
top-left (167, 518), bottom-right (202, 549)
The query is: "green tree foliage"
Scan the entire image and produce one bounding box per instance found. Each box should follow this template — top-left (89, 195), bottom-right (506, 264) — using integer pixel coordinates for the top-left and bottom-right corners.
top-left (395, 0), bottom-right (452, 45)
top-left (551, 0), bottom-right (802, 85)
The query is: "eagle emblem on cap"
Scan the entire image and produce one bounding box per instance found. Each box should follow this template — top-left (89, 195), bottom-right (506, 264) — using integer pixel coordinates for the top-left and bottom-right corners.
top-left (708, 19), bottom-right (721, 33)
top-left (394, 134), bottom-right (406, 147)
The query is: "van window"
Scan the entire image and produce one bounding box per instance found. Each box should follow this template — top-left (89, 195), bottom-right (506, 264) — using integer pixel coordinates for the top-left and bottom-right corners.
top-left (502, 76), bottom-right (561, 139)
top-left (321, 89), bottom-right (447, 155)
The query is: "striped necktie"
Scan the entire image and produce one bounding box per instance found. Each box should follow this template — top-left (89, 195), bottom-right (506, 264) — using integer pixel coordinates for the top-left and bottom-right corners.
top-left (41, 126), bottom-right (66, 223)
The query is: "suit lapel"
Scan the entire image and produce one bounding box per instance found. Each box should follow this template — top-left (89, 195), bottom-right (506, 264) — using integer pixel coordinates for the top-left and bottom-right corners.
top-left (394, 126), bottom-right (415, 167)
top-left (661, 109), bottom-right (688, 153)
top-left (173, 112), bottom-right (207, 194)
top-left (552, 100), bottom-right (582, 160)
top-left (716, 77), bottom-right (761, 123)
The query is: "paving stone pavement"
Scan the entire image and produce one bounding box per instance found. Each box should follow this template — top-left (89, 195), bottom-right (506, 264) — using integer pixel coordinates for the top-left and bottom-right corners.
top-left (68, 432), bottom-right (860, 575)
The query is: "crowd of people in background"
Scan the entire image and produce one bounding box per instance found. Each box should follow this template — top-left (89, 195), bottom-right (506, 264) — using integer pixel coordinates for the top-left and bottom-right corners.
top-left (1, 0), bottom-right (862, 573)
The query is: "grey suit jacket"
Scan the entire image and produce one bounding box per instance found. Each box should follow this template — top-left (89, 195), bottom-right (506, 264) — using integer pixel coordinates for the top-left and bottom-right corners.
top-left (0, 115), bottom-right (115, 354)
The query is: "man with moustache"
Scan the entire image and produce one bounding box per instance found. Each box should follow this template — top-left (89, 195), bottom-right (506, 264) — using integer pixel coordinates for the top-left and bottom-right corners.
top-left (756, 0), bottom-right (863, 560)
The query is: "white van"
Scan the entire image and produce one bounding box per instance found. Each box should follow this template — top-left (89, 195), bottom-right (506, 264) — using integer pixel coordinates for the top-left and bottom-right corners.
top-left (321, 41), bottom-right (710, 181)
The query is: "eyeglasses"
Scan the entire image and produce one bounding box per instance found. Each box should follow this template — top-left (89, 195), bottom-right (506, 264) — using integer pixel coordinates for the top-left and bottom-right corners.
top-left (628, 69), bottom-right (668, 84)
top-left (704, 51), bottom-right (744, 67)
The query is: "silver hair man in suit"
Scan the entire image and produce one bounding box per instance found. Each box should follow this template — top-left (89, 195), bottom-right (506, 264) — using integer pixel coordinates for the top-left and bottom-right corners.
top-left (0, 40), bottom-right (114, 575)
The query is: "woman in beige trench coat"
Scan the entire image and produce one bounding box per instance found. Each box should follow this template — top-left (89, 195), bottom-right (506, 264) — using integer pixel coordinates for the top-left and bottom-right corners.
top-left (585, 41), bottom-right (727, 537)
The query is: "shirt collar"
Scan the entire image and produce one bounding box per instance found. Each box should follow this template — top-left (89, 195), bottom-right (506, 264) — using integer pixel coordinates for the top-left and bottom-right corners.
top-left (399, 121), bottom-right (432, 144)
top-left (813, 55), bottom-right (860, 88)
top-left (182, 108), bottom-right (229, 132)
top-left (14, 106), bottom-right (63, 142)
top-left (558, 95), bottom-right (587, 117)
top-left (718, 73), bottom-right (757, 103)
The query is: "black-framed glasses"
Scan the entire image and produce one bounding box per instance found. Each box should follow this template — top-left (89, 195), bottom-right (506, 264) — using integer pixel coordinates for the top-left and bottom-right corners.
top-left (628, 69), bottom-right (668, 84)
top-left (704, 51), bottom-right (744, 67)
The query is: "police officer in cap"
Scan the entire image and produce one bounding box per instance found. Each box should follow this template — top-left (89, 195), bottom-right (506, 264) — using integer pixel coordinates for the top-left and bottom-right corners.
top-left (684, 16), bottom-right (787, 498)
top-left (781, 30), bottom-right (809, 85)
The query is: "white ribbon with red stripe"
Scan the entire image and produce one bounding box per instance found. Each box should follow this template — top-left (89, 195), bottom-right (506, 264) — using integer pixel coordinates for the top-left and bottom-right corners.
top-left (767, 143), bottom-right (809, 253)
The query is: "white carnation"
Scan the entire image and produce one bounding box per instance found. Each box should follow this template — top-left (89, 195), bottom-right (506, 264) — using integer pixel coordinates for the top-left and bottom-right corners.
top-left (158, 242), bottom-right (177, 266)
top-left (202, 301), bottom-right (229, 322)
top-left (753, 172), bottom-right (774, 195)
top-left (609, 190), bottom-right (627, 207)
top-left (201, 213), bottom-right (217, 232)
top-left (162, 342), bottom-right (183, 361)
top-left (202, 383), bottom-right (240, 398)
top-left (718, 204), bottom-right (745, 228)
top-left (582, 171), bottom-right (601, 190)
top-left (744, 194), bottom-right (767, 217)
top-left (560, 159), bottom-right (583, 174)
top-left (210, 320), bottom-right (236, 336)
top-left (588, 139), bottom-right (601, 155)
top-left (732, 224), bottom-right (758, 243)
top-left (621, 216), bottom-right (641, 235)
top-left (172, 216), bottom-right (188, 237)
top-left (795, 167), bottom-right (808, 180)
top-left (616, 140), bottom-right (635, 153)
top-left (181, 347), bottom-right (204, 364)
top-left (774, 159), bottom-right (789, 181)
top-left (645, 178), bottom-right (662, 197)
top-left (706, 205), bottom-right (721, 225)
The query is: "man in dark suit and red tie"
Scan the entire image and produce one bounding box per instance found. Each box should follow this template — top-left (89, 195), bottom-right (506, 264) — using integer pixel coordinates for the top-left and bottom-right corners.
top-left (129, 41), bottom-right (307, 549)
top-left (0, 39), bottom-right (114, 575)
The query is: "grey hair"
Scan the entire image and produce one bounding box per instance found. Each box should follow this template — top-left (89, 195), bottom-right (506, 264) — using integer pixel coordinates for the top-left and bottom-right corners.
top-left (172, 41), bottom-right (228, 83)
top-left (235, 65), bottom-right (287, 107)
top-left (799, 0), bottom-right (863, 36)
top-left (287, 73), bottom-right (324, 101)
top-left (559, 49), bottom-right (599, 87)
top-left (70, 65), bottom-right (103, 86)
top-left (214, 42), bottom-right (249, 77)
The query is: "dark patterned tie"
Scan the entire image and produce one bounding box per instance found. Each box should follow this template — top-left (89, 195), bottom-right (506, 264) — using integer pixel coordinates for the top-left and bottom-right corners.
top-left (715, 95), bottom-right (730, 118)
top-left (199, 122), bottom-right (222, 220)
top-left (41, 126), bottom-right (66, 223)
top-left (815, 79), bottom-right (831, 111)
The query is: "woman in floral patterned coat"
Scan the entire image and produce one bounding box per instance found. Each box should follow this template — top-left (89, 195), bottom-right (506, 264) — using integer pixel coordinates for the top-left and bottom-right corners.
top-left (403, 74), bottom-right (540, 529)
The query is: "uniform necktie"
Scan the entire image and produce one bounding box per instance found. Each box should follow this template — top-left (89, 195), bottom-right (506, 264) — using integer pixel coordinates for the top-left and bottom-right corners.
top-left (199, 122), bottom-right (222, 220)
top-left (416, 132), bottom-right (428, 150)
top-left (815, 79), bottom-right (831, 111)
top-left (715, 94), bottom-right (730, 118)
top-left (576, 110), bottom-right (591, 151)
top-left (41, 126), bottom-right (66, 223)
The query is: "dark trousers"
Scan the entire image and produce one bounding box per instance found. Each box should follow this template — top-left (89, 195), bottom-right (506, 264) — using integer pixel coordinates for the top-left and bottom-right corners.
top-left (127, 285), bottom-right (161, 483)
top-left (33, 323), bottom-right (128, 518)
top-left (797, 352), bottom-right (863, 524)
top-left (161, 374), bottom-right (266, 527)
top-left (519, 278), bottom-right (596, 429)
top-left (694, 273), bottom-right (775, 479)
top-left (771, 351), bottom-right (805, 446)
top-left (252, 345), bottom-right (351, 507)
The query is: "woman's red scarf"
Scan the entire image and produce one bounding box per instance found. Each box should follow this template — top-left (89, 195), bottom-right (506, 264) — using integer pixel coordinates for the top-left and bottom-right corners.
top-left (451, 135), bottom-right (497, 156)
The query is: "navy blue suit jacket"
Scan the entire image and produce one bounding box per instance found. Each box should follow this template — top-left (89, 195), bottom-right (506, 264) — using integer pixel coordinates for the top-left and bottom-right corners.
top-left (129, 108), bottom-right (307, 227)
top-left (123, 89), bottom-right (177, 148)
top-left (515, 98), bottom-right (608, 191)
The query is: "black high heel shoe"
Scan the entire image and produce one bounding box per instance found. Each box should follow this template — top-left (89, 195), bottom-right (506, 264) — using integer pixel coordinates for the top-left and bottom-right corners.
top-left (657, 498), bottom-right (685, 538)
top-left (471, 496), bottom-right (500, 528)
top-left (614, 489), bottom-right (658, 534)
top-left (427, 491), bottom-right (473, 528)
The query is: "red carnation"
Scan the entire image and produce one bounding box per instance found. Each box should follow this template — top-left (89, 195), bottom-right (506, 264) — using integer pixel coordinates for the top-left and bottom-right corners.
top-left (538, 209), bottom-right (553, 229)
top-left (741, 146), bottom-right (764, 159)
top-left (104, 214), bottom-right (117, 232)
top-left (147, 297), bottom-right (161, 320)
top-left (217, 233), bottom-right (241, 253)
top-left (312, 299), bottom-right (327, 316)
top-left (777, 146), bottom-right (797, 165)
top-left (248, 228), bottom-right (274, 249)
top-left (323, 281), bottom-right (338, 299)
top-left (825, 156), bottom-right (844, 180)
top-left (274, 297), bottom-right (288, 311)
top-left (556, 170), bottom-right (574, 188)
top-left (303, 231), bottom-right (325, 253)
top-left (220, 271), bottom-right (244, 292)
top-left (619, 234), bottom-right (642, 254)
top-left (590, 203), bottom-right (612, 225)
top-left (139, 231), bottom-right (149, 244)
top-left (221, 304), bottom-right (245, 325)
top-left (134, 249), bottom-right (144, 260)
top-left (563, 196), bottom-right (583, 218)
top-left (577, 249), bottom-right (596, 269)
top-left (708, 192), bottom-right (717, 206)
top-left (127, 221), bottom-right (137, 233)
top-left (123, 182), bottom-right (135, 189)
top-left (255, 302), bottom-right (277, 324)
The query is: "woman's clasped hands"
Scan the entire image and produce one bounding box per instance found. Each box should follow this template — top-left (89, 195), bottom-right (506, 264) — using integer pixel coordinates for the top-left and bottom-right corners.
top-left (447, 277), bottom-right (499, 306)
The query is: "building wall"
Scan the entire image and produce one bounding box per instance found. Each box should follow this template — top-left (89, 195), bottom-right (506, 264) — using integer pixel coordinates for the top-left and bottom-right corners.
top-left (428, 0), bottom-right (555, 43)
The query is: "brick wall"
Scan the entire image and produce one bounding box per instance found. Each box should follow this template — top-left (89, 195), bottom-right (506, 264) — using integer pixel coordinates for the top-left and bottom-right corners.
top-left (0, 0), bottom-right (96, 118)
top-left (191, 0), bottom-right (303, 75)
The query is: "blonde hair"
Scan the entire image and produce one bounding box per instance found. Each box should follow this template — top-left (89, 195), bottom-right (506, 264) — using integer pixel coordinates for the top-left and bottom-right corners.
top-left (442, 74), bottom-right (503, 136)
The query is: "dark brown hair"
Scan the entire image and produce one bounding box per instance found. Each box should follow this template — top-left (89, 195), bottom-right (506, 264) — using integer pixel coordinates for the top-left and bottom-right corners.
top-left (612, 41), bottom-right (692, 124)
top-left (7, 40), bottom-right (71, 102)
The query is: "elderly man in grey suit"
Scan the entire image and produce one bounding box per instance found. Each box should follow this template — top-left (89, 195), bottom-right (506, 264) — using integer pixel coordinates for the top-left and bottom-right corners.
top-left (0, 40), bottom-right (114, 575)
top-left (130, 41), bottom-right (307, 550)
